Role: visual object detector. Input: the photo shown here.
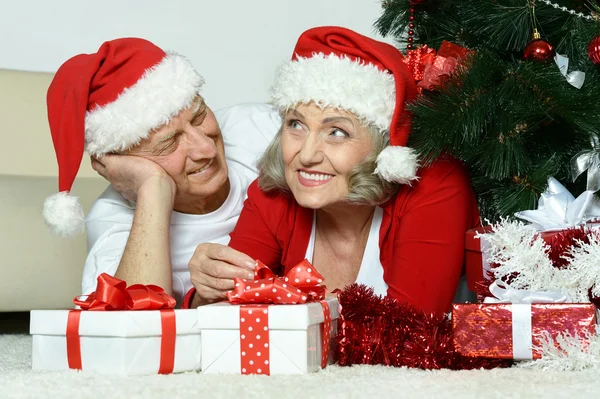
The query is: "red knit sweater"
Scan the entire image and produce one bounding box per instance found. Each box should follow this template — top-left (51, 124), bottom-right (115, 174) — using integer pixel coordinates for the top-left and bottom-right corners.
top-left (227, 157), bottom-right (480, 315)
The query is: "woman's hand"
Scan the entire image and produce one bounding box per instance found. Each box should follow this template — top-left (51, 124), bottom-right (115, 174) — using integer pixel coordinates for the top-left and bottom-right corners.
top-left (188, 243), bottom-right (256, 306)
top-left (91, 154), bottom-right (176, 203)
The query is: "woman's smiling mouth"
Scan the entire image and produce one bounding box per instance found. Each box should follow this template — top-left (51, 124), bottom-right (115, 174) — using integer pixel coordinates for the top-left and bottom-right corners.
top-left (298, 170), bottom-right (334, 186)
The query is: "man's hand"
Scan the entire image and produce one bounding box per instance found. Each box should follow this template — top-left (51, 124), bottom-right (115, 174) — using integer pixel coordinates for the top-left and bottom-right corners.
top-left (91, 154), bottom-right (176, 203)
top-left (189, 243), bottom-right (256, 306)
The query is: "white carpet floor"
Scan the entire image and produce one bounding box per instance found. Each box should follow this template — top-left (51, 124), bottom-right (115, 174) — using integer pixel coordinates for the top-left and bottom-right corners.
top-left (2, 334), bottom-right (600, 399)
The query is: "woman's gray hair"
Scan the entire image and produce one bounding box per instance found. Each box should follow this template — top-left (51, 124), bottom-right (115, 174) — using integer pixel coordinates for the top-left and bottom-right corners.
top-left (257, 117), bottom-right (398, 206)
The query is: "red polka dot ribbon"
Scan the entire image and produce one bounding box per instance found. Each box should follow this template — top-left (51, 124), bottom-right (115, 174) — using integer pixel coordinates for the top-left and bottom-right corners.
top-left (320, 301), bottom-right (331, 369)
top-left (238, 301), bottom-right (333, 375)
top-left (227, 259), bottom-right (327, 305)
top-left (231, 259), bottom-right (332, 375)
top-left (239, 305), bottom-right (271, 375)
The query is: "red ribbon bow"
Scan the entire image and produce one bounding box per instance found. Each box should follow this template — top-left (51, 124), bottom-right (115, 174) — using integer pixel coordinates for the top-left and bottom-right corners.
top-left (74, 273), bottom-right (176, 310)
top-left (403, 40), bottom-right (471, 92)
top-left (403, 45), bottom-right (437, 84)
top-left (68, 273), bottom-right (177, 374)
top-left (227, 259), bottom-right (327, 305)
top-left (227, 260), bottom-right (331, 375)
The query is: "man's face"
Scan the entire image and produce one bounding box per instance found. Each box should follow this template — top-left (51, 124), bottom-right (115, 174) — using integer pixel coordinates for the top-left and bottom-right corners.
top-left (129, 97), bottom-right (228, 211)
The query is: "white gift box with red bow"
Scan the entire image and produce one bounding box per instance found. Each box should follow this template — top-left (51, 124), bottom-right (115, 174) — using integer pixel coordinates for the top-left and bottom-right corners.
top-left (30, 309), bottom-right (201, 375)
top-left (197, 297), bottom-right (339, 375)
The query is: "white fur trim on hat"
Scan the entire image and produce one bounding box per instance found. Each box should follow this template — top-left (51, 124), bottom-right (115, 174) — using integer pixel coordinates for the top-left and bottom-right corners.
top-left (375, 146), bottom-right (419, 184)
top-left (271, 53), bottom-right (396, 131)
top-left (85, 53), bottom-right (205, 156)
top-left (43, 192), bottom-right (85, 237)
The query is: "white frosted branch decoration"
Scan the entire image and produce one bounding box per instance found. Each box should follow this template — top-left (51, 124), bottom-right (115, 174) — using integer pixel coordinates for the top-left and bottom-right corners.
top-left (477, 219), bottom-right (563, 292)
top-left (562, 233), bottom-right (600, 301)
top-left (518, 329), bottom-right (600, 371)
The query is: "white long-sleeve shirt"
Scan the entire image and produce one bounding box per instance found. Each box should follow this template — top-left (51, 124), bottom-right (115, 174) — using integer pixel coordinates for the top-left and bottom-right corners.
top-left (82, 103), bottom-right (281, 303)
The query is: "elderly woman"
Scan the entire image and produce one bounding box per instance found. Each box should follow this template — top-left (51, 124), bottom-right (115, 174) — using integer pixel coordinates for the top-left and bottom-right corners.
top-left (186, 26), bottom-right (480, 315)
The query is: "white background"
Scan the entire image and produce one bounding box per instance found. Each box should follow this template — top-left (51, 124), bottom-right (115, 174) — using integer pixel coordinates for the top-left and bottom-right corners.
top-left (0, 0), bottom-right (393, 110)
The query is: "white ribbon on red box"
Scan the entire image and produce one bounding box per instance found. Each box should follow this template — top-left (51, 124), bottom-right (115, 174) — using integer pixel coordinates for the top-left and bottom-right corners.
top-left (483, 280), bottom-right (571, 304)
top-left (484, 280), bottom-right (572, 360)
top-left (515, 177), bottom-right (600, 232)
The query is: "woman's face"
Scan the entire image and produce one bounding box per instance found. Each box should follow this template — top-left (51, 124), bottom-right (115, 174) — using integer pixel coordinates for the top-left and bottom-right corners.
top-left (281, 103), bottom-right (373, 210)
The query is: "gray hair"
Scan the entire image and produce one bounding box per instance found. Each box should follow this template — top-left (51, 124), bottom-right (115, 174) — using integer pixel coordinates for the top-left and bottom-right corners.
top-left (257, 118), bottom-right (398, 206)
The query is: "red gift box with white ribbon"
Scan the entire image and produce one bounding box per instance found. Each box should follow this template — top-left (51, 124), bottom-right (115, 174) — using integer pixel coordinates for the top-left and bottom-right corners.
top-left (465, 178), bottom-right (600, 293)
top-left (197, 260), bottom-right (339, 375)
top-left (452, 303), bottom-right (596, 360)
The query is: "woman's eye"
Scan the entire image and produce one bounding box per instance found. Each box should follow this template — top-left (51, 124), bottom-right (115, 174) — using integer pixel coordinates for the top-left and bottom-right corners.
top-left (290, 120), bottom-right (303, 129)
top-left (331, 128), bottom-right (349, 138)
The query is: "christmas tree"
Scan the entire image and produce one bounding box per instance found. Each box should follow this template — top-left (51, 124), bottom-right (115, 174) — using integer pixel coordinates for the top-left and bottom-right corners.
top-left (377, 0), bottom-right (600, 220)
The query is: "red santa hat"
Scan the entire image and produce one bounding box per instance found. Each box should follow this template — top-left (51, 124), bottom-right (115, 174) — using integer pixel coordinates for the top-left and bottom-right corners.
top-left (43, 37), bottom-right (204, 236)
top-left (270, 26), bottom-right (419, 184)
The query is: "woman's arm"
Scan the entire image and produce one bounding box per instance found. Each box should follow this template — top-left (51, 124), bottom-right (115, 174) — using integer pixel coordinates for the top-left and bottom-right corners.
top-left (228, 180), bottom-right (285, 268)
top-left (385, 158), bottom-right (480, 315)
top-left (187, 180), bottom-right (285, 307)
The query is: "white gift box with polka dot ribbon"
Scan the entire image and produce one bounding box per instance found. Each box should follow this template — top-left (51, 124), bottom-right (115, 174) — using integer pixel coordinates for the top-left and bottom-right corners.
top-left (30, 309), bottom-right (202, 375)
top-left (197, 297), bottom-right (339, 375)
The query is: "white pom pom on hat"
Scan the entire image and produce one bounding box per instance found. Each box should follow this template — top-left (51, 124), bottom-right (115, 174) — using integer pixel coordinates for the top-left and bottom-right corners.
top-left (375, 146), bottom-right (420, 185)
top-left (270, 26), bottom-right (420, 184)
top-left (43, 192), bottom-right (85, 237)
top-left (44, 38), bottom-right (204, 236)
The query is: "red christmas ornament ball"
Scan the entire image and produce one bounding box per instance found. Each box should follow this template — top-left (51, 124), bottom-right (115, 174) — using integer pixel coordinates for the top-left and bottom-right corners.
top-left (588, 36), bottom-right (600, 65)
top-left (524, 38), bottom-right (555, 62)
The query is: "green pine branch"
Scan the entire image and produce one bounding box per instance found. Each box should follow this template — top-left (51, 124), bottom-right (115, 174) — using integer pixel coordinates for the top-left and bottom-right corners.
top-left (377, 0), bottom-right (600, 219)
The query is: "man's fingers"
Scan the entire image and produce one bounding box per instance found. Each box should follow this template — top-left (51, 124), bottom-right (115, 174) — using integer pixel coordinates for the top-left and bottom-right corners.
top-left (90, 158), bottom-right (102, 170)
top-left (206, 244), bottom-right (255, 270)
top-left (90, 158), bottom-right (108, 179)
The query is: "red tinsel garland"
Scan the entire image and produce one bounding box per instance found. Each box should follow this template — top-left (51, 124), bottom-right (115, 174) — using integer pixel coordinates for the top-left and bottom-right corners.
top-left (333, 284), bottom-right (512, 370)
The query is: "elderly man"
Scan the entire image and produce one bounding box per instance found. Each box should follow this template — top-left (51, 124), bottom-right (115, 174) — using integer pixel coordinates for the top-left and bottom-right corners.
top-left (43, 37), bottom-right (279, 304)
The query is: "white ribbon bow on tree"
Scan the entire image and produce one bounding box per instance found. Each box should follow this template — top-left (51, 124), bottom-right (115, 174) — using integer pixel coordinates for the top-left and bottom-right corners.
top-left (554, 53), bottom-right (585, 89)
top-left (571, 135), bottom-right (600, 193)
top-left (515, 177), bottom-right (600, 231)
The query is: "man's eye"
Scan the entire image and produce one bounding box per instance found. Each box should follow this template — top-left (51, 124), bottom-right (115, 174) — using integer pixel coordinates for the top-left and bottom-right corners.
top-left (156, 141), bottom-right (176, 155)
top-left (192, 114), bottom-right (206, 126)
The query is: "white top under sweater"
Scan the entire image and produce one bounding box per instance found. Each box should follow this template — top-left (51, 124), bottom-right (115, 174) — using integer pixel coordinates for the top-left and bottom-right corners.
top-left (82, 103), bottom-right (281, 303)
top-left (304, 206), bottom-right (388, 296)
